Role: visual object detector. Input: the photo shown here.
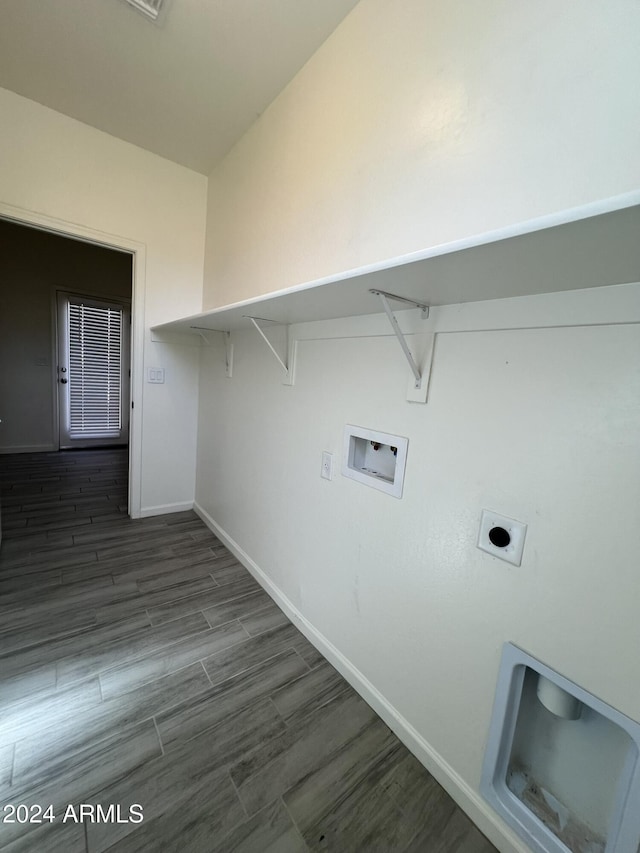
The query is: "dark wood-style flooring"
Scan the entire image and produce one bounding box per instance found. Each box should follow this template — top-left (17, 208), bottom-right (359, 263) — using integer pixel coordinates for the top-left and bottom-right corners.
top-left (0, 448), bottom-right (497, 852)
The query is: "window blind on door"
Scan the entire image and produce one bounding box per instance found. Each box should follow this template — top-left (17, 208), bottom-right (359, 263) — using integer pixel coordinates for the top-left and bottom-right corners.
top-left (68, 301), bottom-right (123, 437)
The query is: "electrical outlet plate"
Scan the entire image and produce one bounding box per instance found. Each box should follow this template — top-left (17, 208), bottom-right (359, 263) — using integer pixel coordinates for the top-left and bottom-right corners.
top-left (321, 451), bottom-right (333, 481)
top-left (477, 510), bottom-right (527, 566)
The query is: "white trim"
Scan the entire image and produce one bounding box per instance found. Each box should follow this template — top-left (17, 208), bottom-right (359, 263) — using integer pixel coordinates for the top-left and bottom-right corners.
top-left (139, 500), bottom-right (194, 518)
top-left (50, 289), bottom-right (60, 450)
top-left (0, 200), bottom-right (145, 519)
top-left (193, 501), bottom-right (529, 853)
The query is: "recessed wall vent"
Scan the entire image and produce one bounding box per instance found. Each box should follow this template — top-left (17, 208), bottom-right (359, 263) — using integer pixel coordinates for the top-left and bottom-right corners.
top-left (122, 0), bottom-right (167, 23)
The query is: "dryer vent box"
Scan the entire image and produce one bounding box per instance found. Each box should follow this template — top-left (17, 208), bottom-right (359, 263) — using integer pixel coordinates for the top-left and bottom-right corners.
top-left (481, 644), bottom-right (640, 853)
top-left (342, 425), bottom-right (408, 498)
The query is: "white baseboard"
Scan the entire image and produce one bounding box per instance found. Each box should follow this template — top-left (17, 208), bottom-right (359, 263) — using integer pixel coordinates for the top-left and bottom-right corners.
top-left (0, 444), bottom-right (56, 454)
top-left (193, 501), bottom-right (527, 853)
top-left (139, 500), bottom-right (194, 518)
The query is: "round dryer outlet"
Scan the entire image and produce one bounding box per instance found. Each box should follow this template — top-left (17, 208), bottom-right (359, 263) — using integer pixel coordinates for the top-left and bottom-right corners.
top-left (477, 509), bottom-right (527, 566)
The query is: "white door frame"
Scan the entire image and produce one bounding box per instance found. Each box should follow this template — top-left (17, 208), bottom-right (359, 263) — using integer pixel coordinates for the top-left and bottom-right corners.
top-left (0, 201), bottom-right (145, 518)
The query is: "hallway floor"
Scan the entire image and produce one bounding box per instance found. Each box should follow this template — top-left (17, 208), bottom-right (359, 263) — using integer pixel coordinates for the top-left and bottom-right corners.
top-left (0, 449), bottom-right (497, 852)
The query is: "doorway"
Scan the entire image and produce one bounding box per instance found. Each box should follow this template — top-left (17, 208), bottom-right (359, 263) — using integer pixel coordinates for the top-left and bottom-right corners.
top-left (0, 213), bottom-right (140, 515)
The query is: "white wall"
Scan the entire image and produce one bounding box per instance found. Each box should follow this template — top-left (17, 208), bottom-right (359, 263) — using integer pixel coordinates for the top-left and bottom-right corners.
top-left (0, 87), bottom-right (208, 514)
top-left (195, 287), bottom-right (640, 849)
top-left (196, 2), bottom-right (640, 848)
top-left (203, 0), bottom-right (640, 308)
top-left (0, 220), bottom-right (132, 453)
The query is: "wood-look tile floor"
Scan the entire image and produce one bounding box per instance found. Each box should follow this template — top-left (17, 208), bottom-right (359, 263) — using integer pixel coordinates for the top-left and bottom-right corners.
top-left (0, 449), bottom-right (497, 853)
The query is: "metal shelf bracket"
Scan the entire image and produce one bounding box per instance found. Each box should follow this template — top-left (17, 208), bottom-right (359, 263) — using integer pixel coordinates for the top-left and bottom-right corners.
top-left (369, 289), bottom-right (429, 389)
top-left (245, 316), bottom-right (296, 385)
top-left (190, 326), bottom-right (233, 378)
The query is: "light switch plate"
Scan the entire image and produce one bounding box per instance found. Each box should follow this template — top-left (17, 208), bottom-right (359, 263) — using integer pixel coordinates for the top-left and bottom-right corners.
top-left (477, 510), bottom-right (527, 566)
top-left (147, 367), bottom-right (165, 384)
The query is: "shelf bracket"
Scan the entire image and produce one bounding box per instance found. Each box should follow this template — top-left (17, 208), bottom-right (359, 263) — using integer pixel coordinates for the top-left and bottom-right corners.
top-left (247, 317), bottom-right (288, 373)
top-left (222, 331), bottom-right (233, 378)
top-left (245, 316), bottom-right (295, 384)
top-left (190, 326), bottom-right (233, 378)
top-left (369, 289), bottom-right (429, 389)
top-left (190, 327), bottom-right (216, 344)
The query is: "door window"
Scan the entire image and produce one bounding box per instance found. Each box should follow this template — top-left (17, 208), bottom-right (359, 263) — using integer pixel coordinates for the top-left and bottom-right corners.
top-left (57, 293), bottom-right (130, 448)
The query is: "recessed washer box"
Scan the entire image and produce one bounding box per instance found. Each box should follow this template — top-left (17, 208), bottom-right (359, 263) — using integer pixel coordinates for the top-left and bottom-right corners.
top-left (482, 644), bottom-right (640, 853)
top-left (342, 425), bottom-right (408, 498)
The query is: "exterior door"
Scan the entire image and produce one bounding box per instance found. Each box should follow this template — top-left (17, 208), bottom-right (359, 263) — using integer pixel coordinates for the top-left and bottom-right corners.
top-left (56, 292), bottom-right (130, 448)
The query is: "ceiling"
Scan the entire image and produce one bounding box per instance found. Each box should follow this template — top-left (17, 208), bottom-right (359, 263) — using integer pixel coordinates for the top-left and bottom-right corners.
top-left (0, 0), bottom-right (360, 174)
